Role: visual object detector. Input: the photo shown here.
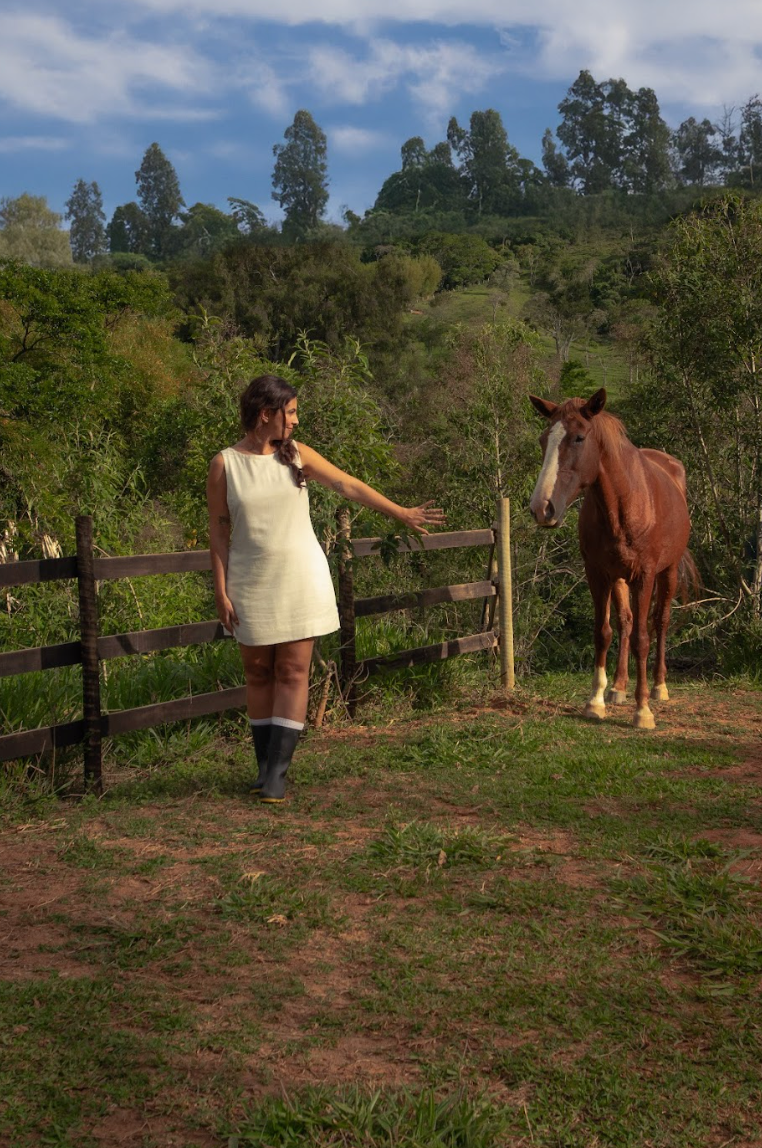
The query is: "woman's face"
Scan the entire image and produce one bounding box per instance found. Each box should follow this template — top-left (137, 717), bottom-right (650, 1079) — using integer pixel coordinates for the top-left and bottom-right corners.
top-left (279, 399), bottom-right (298, 438)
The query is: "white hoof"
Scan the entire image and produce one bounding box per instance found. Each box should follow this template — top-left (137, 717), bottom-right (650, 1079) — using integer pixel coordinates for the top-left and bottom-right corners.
top-left (633, 708), bottom-right (656, 730)
top-left (606, 689), bottom-right (627, 705)
top-left (584, 703), bottom-right (606, 721)
top-left (650, 684), bottom-right (669, 702)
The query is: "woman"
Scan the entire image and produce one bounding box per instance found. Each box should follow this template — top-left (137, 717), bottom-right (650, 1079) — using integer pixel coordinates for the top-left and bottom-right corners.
top-left (206, 374), bottom-right (445, 804)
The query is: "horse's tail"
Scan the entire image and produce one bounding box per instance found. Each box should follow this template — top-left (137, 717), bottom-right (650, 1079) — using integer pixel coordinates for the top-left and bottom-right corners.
top-left (677, 549), bottom-right (701, 604)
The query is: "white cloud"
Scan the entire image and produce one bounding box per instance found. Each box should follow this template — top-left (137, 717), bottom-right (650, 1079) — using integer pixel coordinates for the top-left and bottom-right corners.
top-left (0, 13), bottom-right (215, 123)
top-left (120, 0), bottom-right (762, 109)
top-left (0, 135), bottom-right (68, 152)
top-left (329, 125), bottom-right (389, 152)
top-left (307, 39), bottom-right (507, 122)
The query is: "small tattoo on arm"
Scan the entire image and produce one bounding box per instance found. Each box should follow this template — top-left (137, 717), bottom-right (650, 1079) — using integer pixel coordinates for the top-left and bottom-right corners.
top-left (332, 480), bottom-right (346, 495)
top-left (218, 515), bottom-right (231, 525)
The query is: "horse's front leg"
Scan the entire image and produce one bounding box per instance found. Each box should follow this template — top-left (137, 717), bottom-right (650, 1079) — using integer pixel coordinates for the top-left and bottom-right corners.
top-left (650, 565), bottom-right (678, 702)
top-left (606, 578), bottom-right (631, 705)
top-left (631, 572), bottom-right (657, 729)
top-left (584, 574), bottom-right (613, 721)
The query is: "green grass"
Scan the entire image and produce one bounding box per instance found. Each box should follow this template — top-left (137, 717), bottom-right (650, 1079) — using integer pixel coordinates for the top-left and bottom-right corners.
top-left (1, 674), bottom-right (761, 1146)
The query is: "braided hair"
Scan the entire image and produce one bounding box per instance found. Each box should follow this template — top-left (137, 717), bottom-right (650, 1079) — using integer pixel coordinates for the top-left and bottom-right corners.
top-left (239, 374), bottom-right (305, 488)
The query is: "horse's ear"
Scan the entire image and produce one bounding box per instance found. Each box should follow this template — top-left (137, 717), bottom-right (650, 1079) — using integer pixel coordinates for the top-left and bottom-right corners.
top-left (529, 395), bottom-right (557, 419)
top-left (581, 389), bottom-right (606, 420)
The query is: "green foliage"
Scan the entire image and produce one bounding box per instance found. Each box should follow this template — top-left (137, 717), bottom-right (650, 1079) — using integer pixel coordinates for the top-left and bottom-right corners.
top-left (0, 194), bottom-right (73, 268)
top-left (272, 109), bottom-right (329, 240)
top-left (632, 192), bottom-right (762, 635)
top-left (232, 1087), bottom-right (511, 1147)
top-left (170, 240), bottom-right (415, 363)
top-left (558, 357), bottom-right (597, 397)
top-left (64, 179), bottom-right (107, 263)
top-left (415, 232), bottom-right (501, 289)
top-left (135, 142), bottom-right (185, 258)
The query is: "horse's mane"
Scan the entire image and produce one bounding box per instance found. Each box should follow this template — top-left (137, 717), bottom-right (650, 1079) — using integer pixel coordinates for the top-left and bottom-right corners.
top-left (564, 398), bottom-right (629, 459)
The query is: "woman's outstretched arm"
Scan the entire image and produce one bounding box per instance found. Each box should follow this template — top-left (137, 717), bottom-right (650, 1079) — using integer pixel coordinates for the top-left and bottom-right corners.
top-left (296, 443), bottom-right (446, 534)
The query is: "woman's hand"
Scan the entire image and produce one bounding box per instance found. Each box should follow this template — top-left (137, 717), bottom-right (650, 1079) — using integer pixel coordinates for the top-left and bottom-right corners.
top-left (399, 501), bottom-right (447, 535)
top-left (216, 594), bottom-right (239, 634)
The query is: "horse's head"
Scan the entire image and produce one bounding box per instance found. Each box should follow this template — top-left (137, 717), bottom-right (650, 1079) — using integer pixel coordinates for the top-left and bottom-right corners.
top-left (528, 389), bottom-right (606, 526)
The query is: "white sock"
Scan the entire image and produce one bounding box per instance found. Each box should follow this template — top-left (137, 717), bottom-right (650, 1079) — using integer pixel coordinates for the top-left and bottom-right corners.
top-left (249, 718), bottom-right (271, 727)
top-left (271, 716), bottom-right (304, 731)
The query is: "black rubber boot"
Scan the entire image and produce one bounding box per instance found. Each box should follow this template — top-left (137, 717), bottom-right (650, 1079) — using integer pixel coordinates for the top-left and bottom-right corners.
top-left (249, 723), bottom-right (272, 793)
top-left (258, 724), bottom-right (302, 804)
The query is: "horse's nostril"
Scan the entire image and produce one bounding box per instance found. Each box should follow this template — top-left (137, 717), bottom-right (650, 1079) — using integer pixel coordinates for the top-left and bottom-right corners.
top-left (545, 499), bottom-right (555, 522)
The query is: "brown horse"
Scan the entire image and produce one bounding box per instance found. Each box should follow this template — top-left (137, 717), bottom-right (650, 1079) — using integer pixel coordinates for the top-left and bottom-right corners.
top-left (528, 389), bottom-right (694, 729)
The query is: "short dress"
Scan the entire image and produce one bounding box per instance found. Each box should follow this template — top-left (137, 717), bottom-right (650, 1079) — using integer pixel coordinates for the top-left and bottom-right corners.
top-left (221, 446), bottom-right (340, 646)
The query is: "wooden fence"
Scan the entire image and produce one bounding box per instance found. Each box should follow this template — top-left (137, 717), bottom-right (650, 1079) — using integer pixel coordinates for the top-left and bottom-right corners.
top-left (0, 504), bottom-right (513, 792)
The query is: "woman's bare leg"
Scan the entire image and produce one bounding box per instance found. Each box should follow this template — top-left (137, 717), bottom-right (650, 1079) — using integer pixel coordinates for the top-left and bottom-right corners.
top-left (239, 644), bottom-right (276, 719)
top-left (272, 639), bottom-right (314, 724)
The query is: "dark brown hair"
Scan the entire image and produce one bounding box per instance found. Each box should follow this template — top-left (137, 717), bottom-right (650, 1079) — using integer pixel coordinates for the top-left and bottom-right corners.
top-left (239, 374), bottom-right (305, 487)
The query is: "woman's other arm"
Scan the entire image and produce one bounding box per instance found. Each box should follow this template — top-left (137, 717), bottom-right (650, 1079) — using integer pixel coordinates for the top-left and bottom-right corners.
top-left (206, 453), bottom-right (239, 632)
top-left (297, 443), bottom-right (446, 534)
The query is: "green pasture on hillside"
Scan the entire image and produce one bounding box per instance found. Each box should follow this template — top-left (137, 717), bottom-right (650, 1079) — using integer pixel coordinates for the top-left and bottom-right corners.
top-left (1, 674), bottom-right (761, 1147)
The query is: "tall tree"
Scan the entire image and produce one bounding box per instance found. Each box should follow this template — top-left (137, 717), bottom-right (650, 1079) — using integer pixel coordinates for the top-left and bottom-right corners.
top-left (738, 95), bottom-right (762, 186)
top-left (107, 202), bottom-right (150, 255)
top-left (0, 194), bottom-right (72, 267)
top-left (135, 142), bottom-right (185, 258)
top-left (64, 179), bottom-right (106, 263)
top-left (623, 87), bottom-right (672, 193)
top-left (272, 110), bottom-right (329, 240)
top-left (671, 117), bottom-right (724, 185)
top-left (557, 70), bottom-right (617, 193)
top-left (447, 109), bottom-right (520, 213)
top-left (643, 194), bottom-right (762, 617)
top-left (541, 128), bottom-right (570, 187)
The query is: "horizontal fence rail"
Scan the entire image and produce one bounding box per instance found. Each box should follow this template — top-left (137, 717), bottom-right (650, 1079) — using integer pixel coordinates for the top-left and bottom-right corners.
top-left (1, 508), bottom-right (514, 788)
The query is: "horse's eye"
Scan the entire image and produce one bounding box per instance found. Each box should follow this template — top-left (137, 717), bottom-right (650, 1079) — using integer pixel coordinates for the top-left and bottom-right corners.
top-left (574, 435), bottom-right (584, 444)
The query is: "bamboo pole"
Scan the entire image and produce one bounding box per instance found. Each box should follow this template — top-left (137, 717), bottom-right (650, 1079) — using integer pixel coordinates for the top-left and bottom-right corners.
top-left (75, 515), bottom-right (103, 794)
top-left (496, 498), bottom-right (515, 691)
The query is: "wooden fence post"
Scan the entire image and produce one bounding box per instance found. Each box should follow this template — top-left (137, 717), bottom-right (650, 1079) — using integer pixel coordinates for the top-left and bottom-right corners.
top-left (336, 506), bottom-right (357, 717)
top-left (76, 515), bottom-right (103, 794)
top-left (496, 498), bottom-right (515, 691)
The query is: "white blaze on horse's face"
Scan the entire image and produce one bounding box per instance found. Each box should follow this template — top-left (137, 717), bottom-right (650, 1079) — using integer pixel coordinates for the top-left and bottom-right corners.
top-left (530, 421), bottom-right (569, 526)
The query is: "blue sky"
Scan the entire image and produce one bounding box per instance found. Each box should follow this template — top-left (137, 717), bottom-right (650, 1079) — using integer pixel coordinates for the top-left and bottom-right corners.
top-left (1, 1), bottom-right (761, 227)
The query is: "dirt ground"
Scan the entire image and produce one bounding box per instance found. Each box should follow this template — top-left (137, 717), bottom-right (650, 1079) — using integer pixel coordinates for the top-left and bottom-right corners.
top-left (1, 684), bottom-right (761, 1146)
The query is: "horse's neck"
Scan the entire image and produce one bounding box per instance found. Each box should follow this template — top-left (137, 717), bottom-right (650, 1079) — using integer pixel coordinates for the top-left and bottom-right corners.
top-left (589, 439), bottom-right (650, 534)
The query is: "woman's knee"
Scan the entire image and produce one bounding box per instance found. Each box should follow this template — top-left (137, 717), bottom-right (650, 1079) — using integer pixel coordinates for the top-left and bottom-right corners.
top-left (273, 658), bottom-right (309, 689)
top-left (243, 660), bottom-right (274, 689)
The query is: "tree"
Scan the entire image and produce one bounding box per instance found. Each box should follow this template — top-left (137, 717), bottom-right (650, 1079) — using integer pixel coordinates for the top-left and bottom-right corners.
top-left (642, 194), bottom-right (762, 621)
top-left (671, 118), bottom-right (724, 185)
top-left (135, 142), bottom-right (185, 258)
top-left (557, 70), bottom-right (617, 193)
top-left (0, 194), bottom-right (72, 268)
top-left (541, 128), bottom-right (570, 187)
top-left (400, 136), bottom-right (428, 170)
top-left (107, 202), bottom-right (150, 255)
top-left (447, 109), bottom-right (521, 213)
top-left (64, 180), bottom-right (106, 263)
top-left (272, 110), bottom-right (329, 240)
top-left (623, 87), bottom-right (672, 193)
top-left (373, 137), bottom-right (466, 216)
top-left (738, 95), bottom-right (762, 186)
top-left (227, 197), bottom-right (269, 235)
top-left (173, 203), bottom-right (240, 258)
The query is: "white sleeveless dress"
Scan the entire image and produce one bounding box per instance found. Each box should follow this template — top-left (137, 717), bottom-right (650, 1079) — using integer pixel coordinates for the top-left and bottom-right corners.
top-left (221, 447), bottom-right (340, 646)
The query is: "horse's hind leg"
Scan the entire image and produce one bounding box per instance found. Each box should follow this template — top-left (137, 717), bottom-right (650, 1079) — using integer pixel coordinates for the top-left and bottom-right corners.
top-left (650, 565), bottom-right (678, 702)
top-left (606, 578), bottom-right (631, 705)
top-left (584, 575), bottom-right (613, 721)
